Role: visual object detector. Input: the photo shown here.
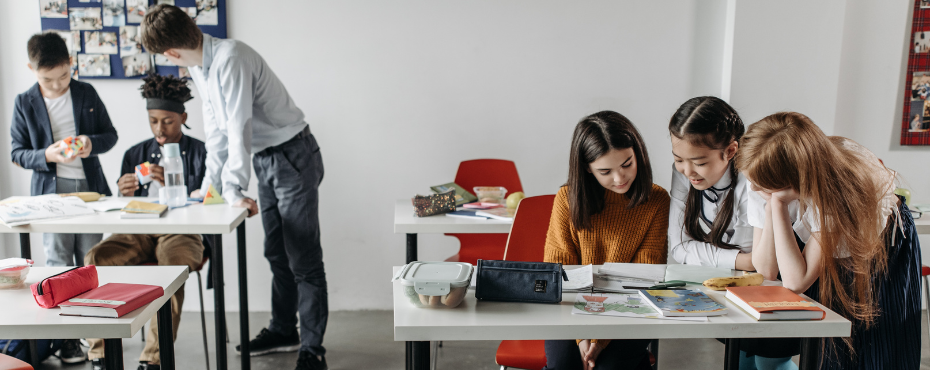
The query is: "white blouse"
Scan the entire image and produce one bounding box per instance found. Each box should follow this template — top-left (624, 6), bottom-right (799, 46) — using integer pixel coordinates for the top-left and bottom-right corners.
top-left (668, 164), bottom-right (754, 269)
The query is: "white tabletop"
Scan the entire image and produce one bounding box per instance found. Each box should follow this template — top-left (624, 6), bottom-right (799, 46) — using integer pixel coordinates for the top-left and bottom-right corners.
top-left (0, 266), bottom-right (188, 339)
top-left (393, 266), bottom-right (851, 341)
top-left (915, 217), bottom-right (929, 234)
top-left (0, 198), bottom-right (247, 235)
top-left (394, 199), bottom-right (513, 234)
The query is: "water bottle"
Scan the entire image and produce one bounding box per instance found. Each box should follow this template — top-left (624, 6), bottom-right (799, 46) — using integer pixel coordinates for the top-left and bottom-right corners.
top-left (162, 143), bottom-right (187, 208)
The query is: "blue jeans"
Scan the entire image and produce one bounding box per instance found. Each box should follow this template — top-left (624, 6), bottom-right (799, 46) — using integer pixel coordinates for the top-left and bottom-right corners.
top-left (739, 351), bottom-right (798, 370)
top-left (254, 129), bottom-right (328, 357)
top-left (542, 339), bottom-right (650, 370)
top-left (43, 178), bottom-right (102, 267)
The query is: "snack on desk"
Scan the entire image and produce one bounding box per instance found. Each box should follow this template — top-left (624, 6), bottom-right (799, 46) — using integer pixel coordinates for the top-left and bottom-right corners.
top-left (135, 162), bottom-right (153, 185)
top-left (473, 186), bottom-right (507, 205)
top-left (0, 258), bottom-right (33, 290)
top-left (395, 261), bottom-right (472, 308)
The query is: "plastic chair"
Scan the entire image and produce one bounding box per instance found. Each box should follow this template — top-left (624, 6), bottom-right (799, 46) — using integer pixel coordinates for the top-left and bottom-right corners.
top-left (445, 159), bottom-right (524, 265)
top-left (495, 194), bottom-right (655, 370)
top-left (0, 354), bottom-right (32, 370)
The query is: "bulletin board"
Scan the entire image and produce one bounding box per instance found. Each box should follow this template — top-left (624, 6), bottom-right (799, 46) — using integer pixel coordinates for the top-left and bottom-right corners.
top-left (38, 0), bottom-right (227, 80)
top-left (902, 0), bottom-right (930, 145)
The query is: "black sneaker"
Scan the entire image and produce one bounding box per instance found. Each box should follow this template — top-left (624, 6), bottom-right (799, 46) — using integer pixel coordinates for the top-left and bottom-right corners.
top-left (235, 328), bottom-right (300, 356)
top-left (137, 361), bottom-right (160, 370)
top-left (58, 339), bottom-right (87, 364)
top-left (295, 351), bottom-right (328, 370)
top-left (91, 358), bottom-right (106, 370)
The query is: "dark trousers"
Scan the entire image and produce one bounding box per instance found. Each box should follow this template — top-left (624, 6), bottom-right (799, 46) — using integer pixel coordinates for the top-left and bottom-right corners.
top-left (543, 339), bottom-right (649, 370)
top-left (254, 128), bottom-right (328, 356)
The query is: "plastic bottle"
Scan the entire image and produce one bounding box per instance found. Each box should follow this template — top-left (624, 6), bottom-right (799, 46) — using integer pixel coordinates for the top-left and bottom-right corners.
top-left (162, 143), bottom-right (186, 208)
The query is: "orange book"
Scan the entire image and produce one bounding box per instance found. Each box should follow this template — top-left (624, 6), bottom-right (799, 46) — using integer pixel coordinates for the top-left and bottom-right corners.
top-left (725, 286), bottom-right (825, 321)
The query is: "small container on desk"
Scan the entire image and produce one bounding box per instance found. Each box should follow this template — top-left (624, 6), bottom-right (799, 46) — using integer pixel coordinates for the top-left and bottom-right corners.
top-left (0, 258), bottom-right (33, 289)
top-left (395, 262), bottom-right (472, 308)
top-left (473, 186), bottom-right (507, 205)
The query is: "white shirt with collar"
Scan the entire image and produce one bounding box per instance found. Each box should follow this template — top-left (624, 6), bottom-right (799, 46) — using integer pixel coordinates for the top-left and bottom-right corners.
top-left (668, 164), bottom-right (753, 269)
top-left (188, 34), bottom-right (308, 203)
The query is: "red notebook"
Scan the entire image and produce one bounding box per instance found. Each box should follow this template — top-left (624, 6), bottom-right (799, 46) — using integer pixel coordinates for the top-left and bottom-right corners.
top-left (59, 283), bottom-right (164, 318)
top-left (725, 286), bottom-right (825, 321)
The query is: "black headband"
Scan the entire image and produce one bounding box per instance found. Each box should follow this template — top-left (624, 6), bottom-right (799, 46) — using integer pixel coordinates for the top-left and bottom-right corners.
top-left (146, 98), bottom-right (185, 114)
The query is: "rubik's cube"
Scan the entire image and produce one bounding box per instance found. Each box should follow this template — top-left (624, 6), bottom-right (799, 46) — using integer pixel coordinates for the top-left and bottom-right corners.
top-left (60, 137), bottom-right (84, 158)
top-left (135, 162), bottom-right (153, 185)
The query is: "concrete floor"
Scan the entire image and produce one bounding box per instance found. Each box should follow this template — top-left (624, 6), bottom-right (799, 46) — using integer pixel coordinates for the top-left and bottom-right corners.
top-left (34, 310), bottom-right (930, 370)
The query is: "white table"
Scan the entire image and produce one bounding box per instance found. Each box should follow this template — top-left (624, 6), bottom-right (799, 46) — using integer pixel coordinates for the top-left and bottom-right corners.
top-left (915, 216), bottom-right (929, 234)
top-left (0, 266), bottom-right (187, 370)
top-left (394, 199), bottom-right (513, 263)
top-left (393, 266), bottom-right (851, 370)
top-left (0, 200), bottom-right (250, 370)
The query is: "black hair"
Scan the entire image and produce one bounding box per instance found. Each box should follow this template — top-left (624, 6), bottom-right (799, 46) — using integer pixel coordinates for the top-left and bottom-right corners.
top-left (567, 111), bottom-right (653, 230)
top-left (140, 73), bottom-right (193, 103)
top-left (27, 32), bottom-right (71, 70)
top-left (668, 96), bottom-right (744, 249)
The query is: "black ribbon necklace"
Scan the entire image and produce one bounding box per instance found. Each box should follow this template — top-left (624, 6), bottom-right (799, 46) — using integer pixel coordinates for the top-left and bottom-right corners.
top-left (699, 181), bottom-right (733, 225)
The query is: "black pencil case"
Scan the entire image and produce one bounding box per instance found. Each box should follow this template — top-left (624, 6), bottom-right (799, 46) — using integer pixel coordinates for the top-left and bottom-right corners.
top-left (474, 259), bottom-right (567, 304)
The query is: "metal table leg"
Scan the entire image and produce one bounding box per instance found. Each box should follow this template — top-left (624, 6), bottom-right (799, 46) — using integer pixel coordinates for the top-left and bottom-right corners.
top-left (213, 235), bottom-right (227, 370)
top-left (799, 338), bottom-right (818, 370)
top-left (237, 224), bottom-right (250, 370)
top-left (104, 338), bottom-right (124, 370)
top-left (723, 338), bottom-right (740, 370)
top-left (157, 299), bottom-right (175, 370)
top-left (19, 233), bottom-right (30, 259)
top-left (406, 341), bottom-right (429, 370)
top-left (406, 234), bottom-right (417, 263)
top-left (27, 339), bottom-right (38, 367)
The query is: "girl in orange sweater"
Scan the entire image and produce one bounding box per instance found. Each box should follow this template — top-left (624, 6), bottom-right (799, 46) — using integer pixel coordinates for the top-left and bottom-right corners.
top-left (543, 110), bottom-right (670, 370)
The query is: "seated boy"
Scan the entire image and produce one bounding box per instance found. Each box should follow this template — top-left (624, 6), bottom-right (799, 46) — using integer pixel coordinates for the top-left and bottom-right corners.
top-left (83, 74), bottom-right (208, 370)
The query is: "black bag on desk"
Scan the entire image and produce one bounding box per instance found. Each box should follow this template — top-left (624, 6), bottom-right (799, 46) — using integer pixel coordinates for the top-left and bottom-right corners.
top-left (474, 259), bottom-right (567, 304)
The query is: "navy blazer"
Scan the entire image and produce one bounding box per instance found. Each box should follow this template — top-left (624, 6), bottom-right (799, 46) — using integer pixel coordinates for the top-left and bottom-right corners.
top-left (11, 80), bottom-right (118, 196)
top-left (120, 135), bottom-right (207, 197)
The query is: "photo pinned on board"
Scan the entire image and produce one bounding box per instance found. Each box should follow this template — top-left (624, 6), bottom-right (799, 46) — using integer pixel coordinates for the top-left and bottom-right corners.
top-left (78, 54), bottom-right (111, 77)
top-left (181, 7), bottom-right (197, 19)
top-left (70, 8), bottom-right (103, 30)
top-left (70, 53), bottom-right (79, 80)
top-left (178, 67), bottom-right (191, 79)
top-left (156, 0), bottom-right (175, 5)
top-left (126, 0), bottom-right (147, 24)
top-left (103, 0), bottom-right (126, 27)
top-left (196, 0), bottom-right (219, 25)
top-left (912, 72), bottom-right (930, 101)
top-left (53, 30), bottom-right (81, 54)
top-left (154, 54), bottom-right (175, 66)
top-left (85, 31), bottom-right (118, 55)
top-left (123, 53), bottom-right (153, 77)
top-left (916, 31), bottom-right (930, 53)
top-left (79, 0), bottom-right (102, 2)
top-left (916, 100), bottom-right (930, 132)
top-left (922, 0), bottom-right (930, 9)
top-left (39, 0), bottom-right (67, 18)
top-left (120, 26), bottom-right (143, 57)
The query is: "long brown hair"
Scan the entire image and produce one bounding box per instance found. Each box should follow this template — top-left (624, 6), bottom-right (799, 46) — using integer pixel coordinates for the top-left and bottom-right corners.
top-left (669, 96), bottom-right (744, 250)
top-left (736, 112), bottom-right (887, 346)
top-left (567, 111), bottom-right (653, 230)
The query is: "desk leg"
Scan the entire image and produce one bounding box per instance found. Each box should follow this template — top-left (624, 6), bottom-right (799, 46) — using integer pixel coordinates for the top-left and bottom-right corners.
top-left (19, 233), bottom-right (30, 259)
top-left (406, 234), bottom-right (417, 263)
top-left (406, 341), bottom-right (429, 370)
top-left (157, 299), bottom-right (175, 370)
top-left (104, 339), bottom-right (124, 370)
top-left (799, 338), bottom-right (818, 370)
top-left (723, 338), bottom-right (740, 370)
top-left (213, 235), bottom-right (228, 370)
top-left (237, 224), bottom-right (250, 370)
top-left (27, 340), bottom-right (38, 366)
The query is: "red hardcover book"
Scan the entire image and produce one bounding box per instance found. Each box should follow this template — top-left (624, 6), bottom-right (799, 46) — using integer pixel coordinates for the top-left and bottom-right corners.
top-left (58, 283), bottom-right (164, 318)
top-left (725, 286), bottom-right (825, 321)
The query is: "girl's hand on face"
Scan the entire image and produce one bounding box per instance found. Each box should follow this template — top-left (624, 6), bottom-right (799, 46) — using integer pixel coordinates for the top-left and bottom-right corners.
top-left (770, 188), bottom-right (800, 204)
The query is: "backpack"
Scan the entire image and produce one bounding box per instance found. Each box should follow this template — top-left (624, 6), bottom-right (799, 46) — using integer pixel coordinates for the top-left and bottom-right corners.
top-left (0, 339), bottom-right (63, 365)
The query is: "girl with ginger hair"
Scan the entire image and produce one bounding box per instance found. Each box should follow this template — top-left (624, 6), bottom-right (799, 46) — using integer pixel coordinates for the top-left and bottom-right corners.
top-left (737, 112), bottom-right (921, 369)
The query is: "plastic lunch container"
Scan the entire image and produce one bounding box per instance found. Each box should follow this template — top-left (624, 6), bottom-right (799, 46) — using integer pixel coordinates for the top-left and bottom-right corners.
top-left (473, 186), bottom-right (507, 205)
top-left (0, 258), bottom-right (33, 289)
top-left (395, 262), bottom-right (473, 308)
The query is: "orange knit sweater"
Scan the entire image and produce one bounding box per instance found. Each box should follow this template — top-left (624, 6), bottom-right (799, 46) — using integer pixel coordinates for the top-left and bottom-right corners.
top-left (544, 183), bottom-right (670, 266)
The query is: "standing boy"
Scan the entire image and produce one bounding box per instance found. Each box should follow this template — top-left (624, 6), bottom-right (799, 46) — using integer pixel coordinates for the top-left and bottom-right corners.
top-left (10, 32), bottom-right (118, 364)
top-left (141, 5), bottom-right (328, 370)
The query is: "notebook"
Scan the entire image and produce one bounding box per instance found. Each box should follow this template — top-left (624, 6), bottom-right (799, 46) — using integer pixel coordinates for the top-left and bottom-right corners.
top-left (725, 286), bottom-right (825, 321)
top-left (59, 283), bottom-right (164, 318)
top-left (120, 200), bottom-right (168, 219)
top-left (638, 289), bottom-right (729, 317)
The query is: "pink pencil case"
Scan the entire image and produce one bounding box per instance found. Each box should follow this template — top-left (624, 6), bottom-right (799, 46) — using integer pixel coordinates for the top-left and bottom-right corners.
top-left (31, 265), bottom-right (99, 308)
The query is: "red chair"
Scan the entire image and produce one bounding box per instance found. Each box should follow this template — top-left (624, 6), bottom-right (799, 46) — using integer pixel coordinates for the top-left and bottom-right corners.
top-left (495, 194), bottom-right (655, 370)
top-left (0, 354), bottom-right (32, 370)
top-left (444, 159), bottom-right (523, 265)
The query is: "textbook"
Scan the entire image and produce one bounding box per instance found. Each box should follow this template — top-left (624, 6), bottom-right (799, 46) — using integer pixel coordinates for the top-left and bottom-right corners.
top-left (725, 286), bottom-right (825, 321)
top-left (59, 283), bottom-right (164, 318)
top-left (120, 200), bottom-right (168, 219)
top-left (430, 183), bottom-right (477, 206)
top-left (475, 208), bottom-right (516, 221)
top-left (638, 289), bottom-right (728, 317)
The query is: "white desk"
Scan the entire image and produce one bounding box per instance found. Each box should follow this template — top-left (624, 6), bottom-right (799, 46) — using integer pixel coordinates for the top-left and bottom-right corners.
top-left (393, 266), bottom-right (851, 370)
top-left (915, 216), bottom-right (929, 234)
top-left (0, 200), bottom-right (250, 370)
top-left (0, 266), bottom-right (187, 370)
top-left (394, 199), bottom-right (513, 263)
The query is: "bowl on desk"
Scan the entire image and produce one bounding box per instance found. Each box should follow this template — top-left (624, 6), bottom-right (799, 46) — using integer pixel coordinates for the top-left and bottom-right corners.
top-left (473, 186), bottom-right (507, 205)
top-left (396, 261), bottom-right (472, 308)
top-left (0, 258), bottom-right (33, 290)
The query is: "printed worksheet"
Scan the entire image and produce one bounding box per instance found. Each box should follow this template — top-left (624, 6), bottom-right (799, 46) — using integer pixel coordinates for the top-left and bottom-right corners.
top-left (571, 293), bottom-right (707, 322)
top-left (0, 195), bottom-right (94, 226)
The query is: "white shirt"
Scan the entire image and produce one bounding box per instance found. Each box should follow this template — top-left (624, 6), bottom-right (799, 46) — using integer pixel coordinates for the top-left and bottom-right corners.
top-left (44, 91), bottom-right (85, 180)
top-left (668, 164), bottom-right (753, 269)
top-left (188, 34), bottom-right (308, 203)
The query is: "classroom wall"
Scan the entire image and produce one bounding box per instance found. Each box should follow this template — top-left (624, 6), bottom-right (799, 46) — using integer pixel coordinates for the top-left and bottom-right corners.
top-left (0, 1), bottom-right (926, 313)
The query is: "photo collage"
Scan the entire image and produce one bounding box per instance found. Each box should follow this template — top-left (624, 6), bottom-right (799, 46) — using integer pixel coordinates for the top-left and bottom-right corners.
top-left (38, 0), bottom-right (225, 79)
top-left (903, 0), bottom-right (930, 144)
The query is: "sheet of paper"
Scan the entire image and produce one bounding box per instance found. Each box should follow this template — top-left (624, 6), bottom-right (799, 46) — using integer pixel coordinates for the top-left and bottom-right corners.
top-left (664, 264), bottom-right (737, 284)
top-left (563, 264), bottom-right (593, 291)
top-left (599, 263), bottom-right (667, 282)
top-left (571, 293), bottom-right (707, 322)
top-left (89, 198), bottom-right (131, 212)
top-left (0, 195), bottom-right (95, 226)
